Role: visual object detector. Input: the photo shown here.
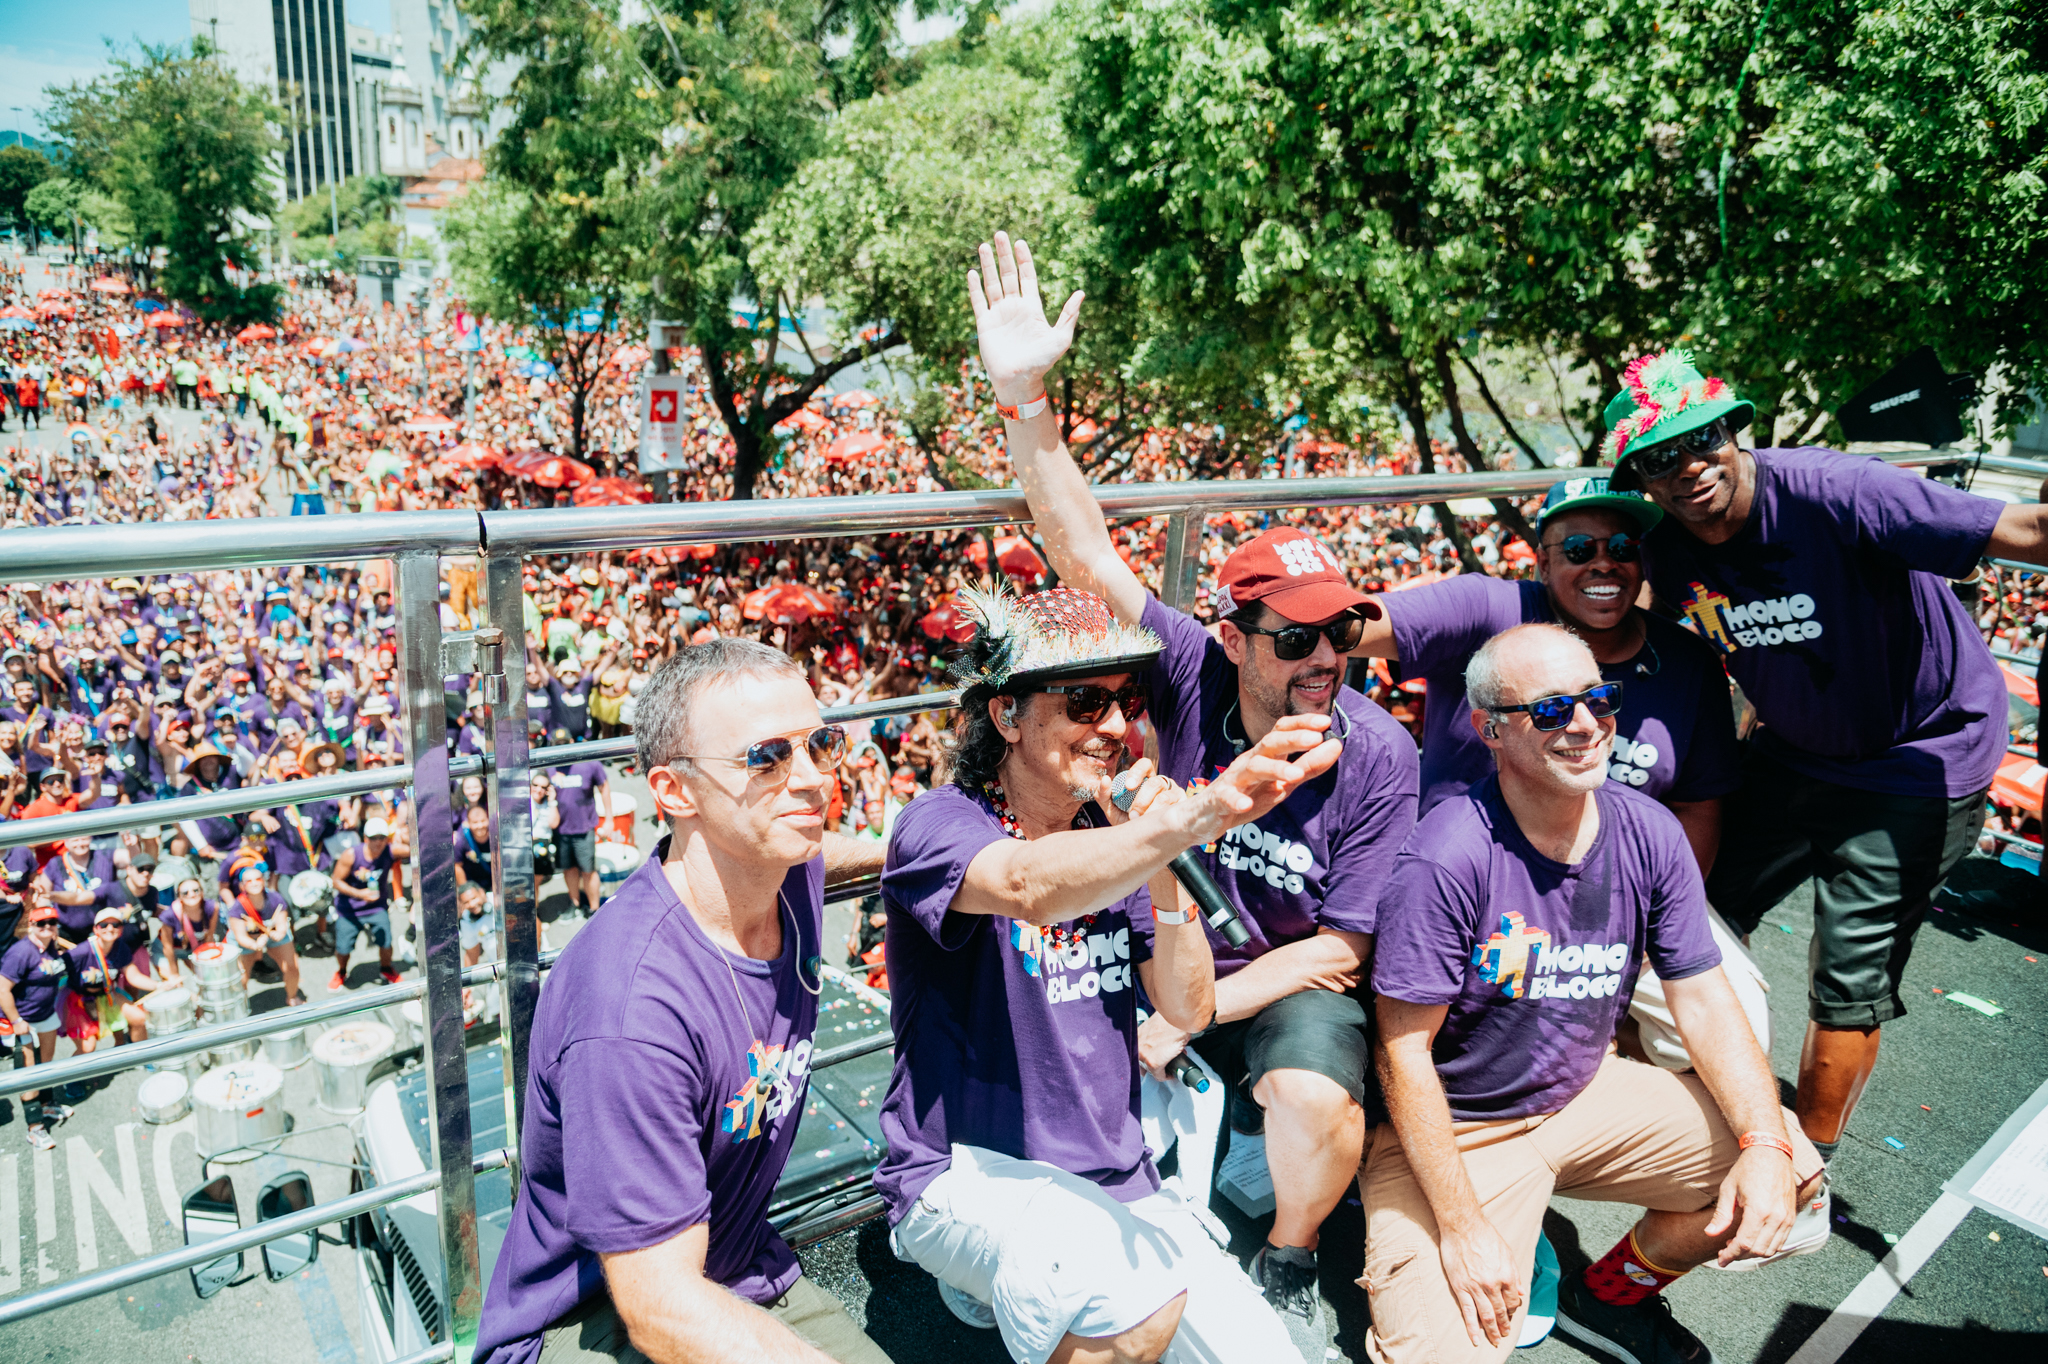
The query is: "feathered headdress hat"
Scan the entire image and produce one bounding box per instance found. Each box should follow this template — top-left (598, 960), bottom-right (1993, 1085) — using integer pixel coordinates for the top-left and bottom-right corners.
top-left (1601, 348), bottom-right (1754, 490)
top-left (949, 584), bottom-right (1162, 693)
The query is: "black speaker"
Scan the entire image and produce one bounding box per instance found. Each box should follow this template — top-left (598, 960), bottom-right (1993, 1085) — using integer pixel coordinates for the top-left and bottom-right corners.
top-left (1838, 347), bottom-right (1976, 446)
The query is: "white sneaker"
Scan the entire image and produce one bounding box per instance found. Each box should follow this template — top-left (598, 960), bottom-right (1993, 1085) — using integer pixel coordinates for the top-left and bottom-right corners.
top-left (1714, 1177), bottom-right (1832, 1272)
top-left (936, 1278), bottom-right (997, 1330)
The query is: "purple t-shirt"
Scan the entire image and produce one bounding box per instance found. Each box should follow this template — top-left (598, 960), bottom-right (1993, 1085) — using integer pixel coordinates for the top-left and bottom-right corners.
top-left (476, 850), bottom-right (824, 1364)
top-left (549, 761), bottom-right (608, 837)
top-left (1, 937), bottom-right (68, 1022)
top-left (1383, 577), bottom-right (1741, 813)
top-left (41, 853), bottom-right (114, 941)
top-left (1373, 777), bottom-right (1720, 1120)
top-left (876, 783), bottom-right (1157, 1222)
top-left (1646, 449), bottom-right (2005, 798)
top-left (266, 796), bottom-right (339, 877)
top-left (1140, 595), bottom-right (1419, 974)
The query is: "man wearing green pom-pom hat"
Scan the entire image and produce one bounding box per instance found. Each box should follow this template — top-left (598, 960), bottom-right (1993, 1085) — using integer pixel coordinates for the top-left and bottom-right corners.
top-left (1605, 347), bottom-right (2048, 1179)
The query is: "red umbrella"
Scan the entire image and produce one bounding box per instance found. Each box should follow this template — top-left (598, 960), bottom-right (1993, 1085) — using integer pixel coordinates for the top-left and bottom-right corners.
top-left (143, 312), bottom-right (183, 328)
top-left (236, 323), bottom-right (276, 342)
top-left (402, 413), bottom-right (461, 433)
top-left (964, 535), bottom-right (1049, 582)
top-left (437, 443), bottom-right (500, 471)
top-left (741, 583), bottom-right (840, 625)
top-left (918, 595), bottom-right (977, 643)
top-left (89, 277), bottom-right (130, 295)
top-left (0, 305), bottom-right (32, 320)
top-left (572, 476), bottom-right (654, 507)
top-left (38, 302), bottom-right (77, 319)
top-left (775, 407), bottom-right (829, 433)
top-left (517, 453), bottom-right (595, 488)
top-left (830, 389), bottom-right (880, 409)
top-left (823, 431), bottom-right (887, 465)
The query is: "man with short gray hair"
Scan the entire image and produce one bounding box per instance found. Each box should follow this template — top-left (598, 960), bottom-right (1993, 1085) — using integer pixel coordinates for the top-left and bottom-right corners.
top-left (478, 638), bottom-right (890, 1364)
top-left (1366, 624), bottom-right (1826, 1364)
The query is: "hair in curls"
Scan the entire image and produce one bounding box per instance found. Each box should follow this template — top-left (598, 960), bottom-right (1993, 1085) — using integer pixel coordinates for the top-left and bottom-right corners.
top-left (943, 683), bottom-right (1014, 793)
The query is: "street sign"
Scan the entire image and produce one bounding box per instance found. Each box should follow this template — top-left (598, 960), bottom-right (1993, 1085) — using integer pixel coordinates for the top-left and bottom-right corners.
top-left (638, 374), bottom-right (690, 473)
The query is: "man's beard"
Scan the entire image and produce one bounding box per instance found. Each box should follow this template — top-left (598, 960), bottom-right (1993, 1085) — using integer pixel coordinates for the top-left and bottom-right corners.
top-left (1244, 662), bottom-right (1337, 719)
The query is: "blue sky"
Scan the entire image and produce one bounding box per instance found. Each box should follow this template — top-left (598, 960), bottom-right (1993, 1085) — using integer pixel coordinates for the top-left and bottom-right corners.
top-left (0, 0), bottom-right (387, 138)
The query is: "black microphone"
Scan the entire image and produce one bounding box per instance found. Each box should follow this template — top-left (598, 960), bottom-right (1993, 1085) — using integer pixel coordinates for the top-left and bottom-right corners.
top-left (1109, 769), bottom-right (1253, 949)
top-left (1166, 1053), bottom-right (1211, 1093)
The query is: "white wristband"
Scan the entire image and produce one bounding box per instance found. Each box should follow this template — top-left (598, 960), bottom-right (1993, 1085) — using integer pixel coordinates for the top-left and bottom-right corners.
top-left (995, 392), bottom-right (1050, 422)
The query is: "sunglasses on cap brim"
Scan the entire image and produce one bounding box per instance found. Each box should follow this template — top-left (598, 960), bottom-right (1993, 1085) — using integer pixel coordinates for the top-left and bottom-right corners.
top-left (1626, 419), bottom-right (1730, 484)
top-left (1491, 681), bottom-right (1624, 732)
top-left (677, 725), bottom-right (848, 777)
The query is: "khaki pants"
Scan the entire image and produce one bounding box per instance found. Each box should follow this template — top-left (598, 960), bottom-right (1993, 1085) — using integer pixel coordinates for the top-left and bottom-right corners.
top-left (536, 1276), bottom-right (892, 1364)
top-left (1360, 1053), bottom-right (1821, 1364)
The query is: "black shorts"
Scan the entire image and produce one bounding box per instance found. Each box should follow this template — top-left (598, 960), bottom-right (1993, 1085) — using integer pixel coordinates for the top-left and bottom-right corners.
top-left (556, 831), bottom-right (597, 873)
top-left (1191, 986), bottom-right (1370, 1107)
top-left (1708, 745), bottom-right (1986, 1028)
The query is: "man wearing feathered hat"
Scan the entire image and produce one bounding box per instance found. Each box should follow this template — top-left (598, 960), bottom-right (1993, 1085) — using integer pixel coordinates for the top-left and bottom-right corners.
top-left (1605, 347), bottom-right (2048, 1169)
top-left (878, 581), bottom-right (1340, 1362)
top-left (966, 232), bottom-right (1422, 1351)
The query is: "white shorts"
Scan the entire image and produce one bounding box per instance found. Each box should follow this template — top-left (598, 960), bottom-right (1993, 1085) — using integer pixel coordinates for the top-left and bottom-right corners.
top-left (2, 1013), bottom-right (61, 1046)
top-left (1629, 904), bottom-right (1773, 1068)
top-left (889, 1144), bottom-right (1303, 1364)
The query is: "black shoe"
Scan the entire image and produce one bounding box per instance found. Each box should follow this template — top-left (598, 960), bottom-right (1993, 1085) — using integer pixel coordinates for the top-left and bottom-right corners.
top-left (1555, 1271), bottom-right (1717, 1364)
top-left (1249, 1242), bottom-right (1324, 1362)
top-left (61, 1082), bottom-right (92, 1104)
top-left (1229, 1089), bottom-right (1265, 1137)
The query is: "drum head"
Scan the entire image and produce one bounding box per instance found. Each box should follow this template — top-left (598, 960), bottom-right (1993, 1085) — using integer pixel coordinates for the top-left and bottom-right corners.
top-left (288, 870), bottom-right (333, 909)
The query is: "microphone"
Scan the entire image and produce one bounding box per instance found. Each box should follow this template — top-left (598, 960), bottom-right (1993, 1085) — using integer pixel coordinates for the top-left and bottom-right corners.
top-left (1109, 769), bottom-right (1253, 949)
top-left (1166, 1053), bottom-right (1211, 1093)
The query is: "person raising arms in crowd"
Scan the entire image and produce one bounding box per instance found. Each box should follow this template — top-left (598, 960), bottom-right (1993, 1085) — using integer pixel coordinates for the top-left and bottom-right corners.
top-left (1, 900), bottom-right (74, 1151)
top-left (878, 583), bottom-right (1343, 1363)
top-left (967, 230), bottom-right (1421, 1350)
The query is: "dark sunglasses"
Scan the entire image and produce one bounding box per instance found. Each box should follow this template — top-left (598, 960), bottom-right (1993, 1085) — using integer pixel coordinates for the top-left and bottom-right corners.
top-left (1235, 614), bottom-right (1366, 661)
top-left (1037, 681), bottom-right (1148, 726)
top-left (1546, 533), bottom-right (1642, 566)
top-left (1627, 419), bottom-right (1729, 483)
top-left (679, 724), bottom-right (847, 778)
top-left (1491, 681), bottom-right (1625, 732)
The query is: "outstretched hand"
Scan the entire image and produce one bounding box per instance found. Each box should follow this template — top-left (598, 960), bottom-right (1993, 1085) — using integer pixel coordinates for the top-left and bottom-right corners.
top-left (1188, 714), bottom-right (1341, 840)
top-left (966, 231), bottom-right (1084, 405)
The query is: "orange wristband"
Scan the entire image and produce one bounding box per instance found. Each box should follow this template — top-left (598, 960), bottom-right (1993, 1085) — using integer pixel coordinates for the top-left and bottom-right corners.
top-left (995, 392), bottom-right (1049, 421)
top-left (1739, 1131), bottom-right (1795, 1161)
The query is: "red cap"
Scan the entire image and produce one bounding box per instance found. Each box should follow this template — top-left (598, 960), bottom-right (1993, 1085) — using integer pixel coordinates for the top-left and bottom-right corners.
top-left (1212, 528), bottom-right (1372, 623)
top-left (27, 902), bottom-right (58, 924)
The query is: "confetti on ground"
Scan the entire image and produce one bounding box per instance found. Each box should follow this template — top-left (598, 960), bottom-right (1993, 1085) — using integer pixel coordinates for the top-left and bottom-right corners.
top-left (2027, 956), bottom-right (2037, 963)
top-left (1922, 1105), bottom-right (1934, 1112)
top-left (1945, 992), bottom-right (2004, 1017)
top-left (1779, 923), bottom-right (1796, 934)
top-left (1885, 1137), bottom-right (1907, 1151)
top-left (1989, 1231), bottom-right (2002, 1242)
top-left (1884, 1233), bottom-right (1900, 1245)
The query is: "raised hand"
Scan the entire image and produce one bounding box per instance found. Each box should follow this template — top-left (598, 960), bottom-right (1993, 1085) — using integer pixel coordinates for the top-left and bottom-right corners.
top-left (1186, 714), bottom-right (1342, 840)
top-left (966, 231), bottom-right (1084, 404)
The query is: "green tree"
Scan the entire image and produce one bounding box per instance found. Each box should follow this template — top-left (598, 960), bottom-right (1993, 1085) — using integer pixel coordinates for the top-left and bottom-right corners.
top-left (444, 178), bottom-right (637, 463)
top-left (43, 40), bottom-right (283, 320)
top-left (0, 146), bottom-right (51, 248)
top-left (279, 174), bottom-right (403, 270)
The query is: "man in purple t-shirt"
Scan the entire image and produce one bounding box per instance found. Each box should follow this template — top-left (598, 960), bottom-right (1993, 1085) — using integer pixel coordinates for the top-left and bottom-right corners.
top-left (476, 639), bottom-right (890, 1364)
top-left (881, 581), bottom-right (1339, 1363)
top-left (1605, 348), bottom-right (2048, 1161)
top-left (970, 230), bottom-right (1420, 1346)
top-left (547, 755), bottom-right (611, 918)
top-left (1368, 624), bottom-right (1826, 1364)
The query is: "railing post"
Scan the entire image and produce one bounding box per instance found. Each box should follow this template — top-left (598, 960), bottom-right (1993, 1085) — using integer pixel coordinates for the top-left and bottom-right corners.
top-left (482, 550), bottom-right (541, 1160)
top-left (1159, 508), bottom-right (1204, 612)
top-left (394, 550), bottom-right (482, 1347)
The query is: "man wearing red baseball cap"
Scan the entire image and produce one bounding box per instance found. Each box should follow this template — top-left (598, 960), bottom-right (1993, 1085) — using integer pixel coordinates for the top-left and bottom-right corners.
top-left (968, 230), bottom-right (1422, 1355)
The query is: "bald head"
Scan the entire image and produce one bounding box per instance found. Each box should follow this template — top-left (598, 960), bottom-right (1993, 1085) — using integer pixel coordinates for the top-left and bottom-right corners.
top-left (1469, 623), bottom-right (1614, 797)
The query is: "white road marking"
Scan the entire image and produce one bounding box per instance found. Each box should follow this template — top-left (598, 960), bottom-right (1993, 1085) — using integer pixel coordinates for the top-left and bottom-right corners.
top-left (66, 1124), bottom-right (149, 1271)
top-left (151, 1116), bottom-right (198, 1227)
top-left (1782, 1191), bottom-right (1974, 1364)
top-left (32, 1143), bottom-right (56, 1283)
top-left (0, 1153), bottom-right (17, 1296)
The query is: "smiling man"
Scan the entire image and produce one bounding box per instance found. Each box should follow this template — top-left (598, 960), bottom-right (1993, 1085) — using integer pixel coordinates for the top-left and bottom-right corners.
top-left (881, 584), bottom-right (1341, 1364)
top-left (1367, 624), bottom-right (1827, 1364)
top-left (967, 233), bottom-right (1420, 1352)
top-left (477, 639), bottom-right (890, 1364)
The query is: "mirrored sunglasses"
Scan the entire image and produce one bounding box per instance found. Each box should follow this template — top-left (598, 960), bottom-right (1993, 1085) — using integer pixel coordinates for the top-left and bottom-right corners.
top-left (1548, 533), bottom-right (1643, 566)
top-left (681, 725), bottom-right (848, 778)
top-left (1628, 420), bottom-right (1728, 483)
top-left (1492, 681), bottom-right (1624, 732)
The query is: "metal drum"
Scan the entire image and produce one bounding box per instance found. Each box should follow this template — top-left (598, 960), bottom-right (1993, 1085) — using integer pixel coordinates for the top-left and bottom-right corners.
top-left (192, 1061), bottom-right (286, 1160)
top-left (603, 790), bottom-right (638, 843)
top-left (142, 986), bottom-right (196, 1035)
top-left (261, 1026), bottom-right (310, 1070)
top-left (312, 1021), bottom-right (394, 1114)
top-left (136, 1071), bottom-right (190, 1124)
top-left (192, 943), bottom-right (240, 990)
top-left (287, 869), bottom-right (333, 915)
top-left (595, 839), bottom-right (643, 903)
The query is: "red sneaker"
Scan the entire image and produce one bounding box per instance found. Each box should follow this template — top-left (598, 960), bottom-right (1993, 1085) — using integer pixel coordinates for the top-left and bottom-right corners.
top-left (380, 968), bottom-right (402, 985)
top-left (328, 970), bottom-right (346, 992)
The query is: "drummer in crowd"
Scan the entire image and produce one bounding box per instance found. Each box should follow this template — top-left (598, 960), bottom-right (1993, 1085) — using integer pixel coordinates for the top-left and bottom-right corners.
top-left (329, 816), bottom-right (402, 990)
top-left (62, 906), bottom-right (157, 1054)
top-left (226, 863), bottom-right (304, 1004)
top-left (1, 901), bottom-right (75, 1152)
top-left (42, 832), bottom-right (113, 948)
top-left (153, 875), bottom-right (220, 984)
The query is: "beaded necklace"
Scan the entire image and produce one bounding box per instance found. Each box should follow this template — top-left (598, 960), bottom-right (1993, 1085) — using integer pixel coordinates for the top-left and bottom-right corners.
top-left (981, 780), bottom-right (1097, 951)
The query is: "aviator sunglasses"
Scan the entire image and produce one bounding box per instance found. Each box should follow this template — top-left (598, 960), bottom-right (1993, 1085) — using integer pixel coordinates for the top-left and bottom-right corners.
top-left (1546, 532), bottom-right (1642, 566)
top-left (1627, 419), bottom-right (1729, 484)
top-left (1234, 614), bottom-right (1367, 661)
top-left (679, 724), bottom-right (848, 777)
top-left (1036, 681), bottom-right (1148, 725)
top-left (1491, 681), bottom-right (1625, 732)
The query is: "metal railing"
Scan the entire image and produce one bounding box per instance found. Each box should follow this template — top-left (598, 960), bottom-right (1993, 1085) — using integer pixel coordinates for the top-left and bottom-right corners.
top-left (0, 447), bottom-right (2028, 1343)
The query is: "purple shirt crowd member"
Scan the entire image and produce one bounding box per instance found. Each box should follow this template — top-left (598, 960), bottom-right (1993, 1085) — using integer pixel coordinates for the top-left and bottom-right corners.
top-left (976, 230), bottom-right (1417, 1344)
top-left (41, 835), bottom-right (111, 943)
top-left (329, 821), bottom-right (401, 989)
top-left (879, 569), bottom-right (1334, 1363)
top-left (549, 759), bottom-right (609, 836)
top-left (259, 784), bottom-right (339, 878)
top-left (548, 755), bottom-right (612, 918)
top-left (154, 876), bottom-right (219, 980)
top-left (478, 639), bottom-right (890, 1364)
top-left (1367, 622), bottom-right (1823, 1364)
top-left (1607, 348), bottom-right (2048, 1160)
top-left (63, 907), bottom-right (155, 1051)
top-left (227, 866), bottom-right (302, 1003)
top-left (0, 904), bottom-right (73, 1148)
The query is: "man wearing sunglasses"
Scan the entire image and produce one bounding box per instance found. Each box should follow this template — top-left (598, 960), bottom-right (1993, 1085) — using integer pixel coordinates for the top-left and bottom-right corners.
top-left (1368, 624), bottom-right (1826, 1364)
top-left (1607, 348), bottom-right (2048, 1167)
top-left (882, 583), bottom-right (1341, 1363)
top-left (479, 639), bottom-right (893, 1364)
top-left (969, 231), bottom-right (1422, 1351)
